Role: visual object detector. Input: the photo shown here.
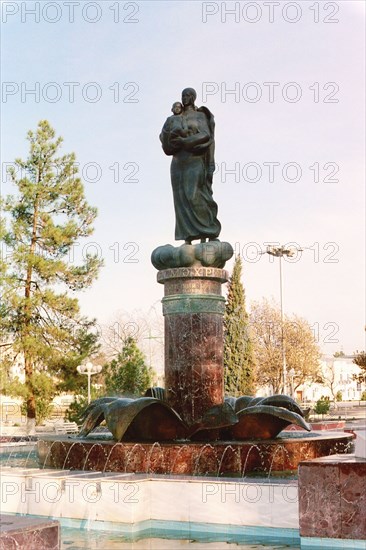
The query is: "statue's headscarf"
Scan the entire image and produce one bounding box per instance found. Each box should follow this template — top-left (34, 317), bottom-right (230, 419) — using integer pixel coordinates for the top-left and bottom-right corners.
top-left (182, 88), bottom-right (197, 102)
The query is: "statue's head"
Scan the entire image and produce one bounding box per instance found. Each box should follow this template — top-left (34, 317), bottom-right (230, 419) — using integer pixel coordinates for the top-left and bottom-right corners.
top-left (171, 102), bottom-right (183, 115)
top-left (181, 88), bottom-right (197, 107)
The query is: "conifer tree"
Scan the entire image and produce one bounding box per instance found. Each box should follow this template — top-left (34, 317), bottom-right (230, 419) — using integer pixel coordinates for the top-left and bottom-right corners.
top-left (104, 336), bottom-right (153, 396)
top-left (224, 256), bottom-right (256, 396)
top-left (1, 121), bottom-right (103, 432)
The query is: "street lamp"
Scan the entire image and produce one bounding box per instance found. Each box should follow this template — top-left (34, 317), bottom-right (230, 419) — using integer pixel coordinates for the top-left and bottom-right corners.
top-left (288, 368), bottom-right (296, 399)
top-left (77, 361), bottom-right (102, 404)
top-left (265, 245), bottom-right (300, 395)
top-left (143, 329), bottom-right (163, 370)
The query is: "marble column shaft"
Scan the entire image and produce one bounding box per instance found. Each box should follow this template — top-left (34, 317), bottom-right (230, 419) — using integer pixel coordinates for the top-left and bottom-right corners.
top-left (158, 267), bottom-right (228, 426)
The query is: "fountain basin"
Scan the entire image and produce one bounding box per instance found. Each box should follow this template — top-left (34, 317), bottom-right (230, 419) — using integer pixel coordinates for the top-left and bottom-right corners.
top-left (0, 468), bottom-right (301, 543)
top-left (38, 432), bottom-right (353, 475)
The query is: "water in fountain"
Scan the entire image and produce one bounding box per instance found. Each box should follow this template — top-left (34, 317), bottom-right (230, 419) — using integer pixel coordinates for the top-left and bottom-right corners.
top-left (82, 442), bottom-right (107, 471)
top-left (102, 443), bottom-right (121, 473)
top-left (241, 444), bottom-right (262, 479)
top-left (216, 445), bottom-right (240, 478)
top-left (124, 443), bottom-right (147, 473)
top-left (62, 441), bottom-right (79, 470)
top-left (24, 443), bottom-right (37, 467)
top-left (0, 437), bottom-right (37, 469)
top-left (42, 439), bottom-right (67, 469)
top-left (146, 442), bottom-right (164, 474)
top-left (60, 528), bottom-right (300, 549)
top-left (266, 445), bottom-right (291, 479)
top-left (193, 443), bottom-right (219, 476)
top-left (169, 443), bottom-right (190, 475)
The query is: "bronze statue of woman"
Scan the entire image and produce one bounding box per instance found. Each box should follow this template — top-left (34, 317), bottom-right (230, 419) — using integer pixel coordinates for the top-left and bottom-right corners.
top-left (160, 88), bottom-right (221, 245)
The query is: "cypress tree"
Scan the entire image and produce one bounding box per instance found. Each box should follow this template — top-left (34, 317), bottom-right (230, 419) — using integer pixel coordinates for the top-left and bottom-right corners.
top-left (224, 255), bottom-right (256, 396)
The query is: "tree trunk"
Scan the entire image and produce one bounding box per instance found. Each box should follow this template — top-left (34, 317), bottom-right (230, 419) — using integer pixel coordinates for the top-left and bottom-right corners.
top-left (24, 357), bottom-right (36, 415)
top-left (26, 417), bottom-right (36, 435)
top-left (24, 198), bottom-right (39, 427)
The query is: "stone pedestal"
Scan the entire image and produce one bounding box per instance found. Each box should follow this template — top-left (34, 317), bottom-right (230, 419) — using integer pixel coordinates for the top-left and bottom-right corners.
top-left (158, 267), bottom-right (228, 426)
top-left (0, 514), bottom-right (60, 549)
top-left (298, 454), bottom-right (366, 546)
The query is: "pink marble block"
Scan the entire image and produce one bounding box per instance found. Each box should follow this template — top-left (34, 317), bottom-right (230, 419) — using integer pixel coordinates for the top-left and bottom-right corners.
top-left (0, 514), bottom-right (60, 549)
top-left (298, 455), bottom-right (366, 540)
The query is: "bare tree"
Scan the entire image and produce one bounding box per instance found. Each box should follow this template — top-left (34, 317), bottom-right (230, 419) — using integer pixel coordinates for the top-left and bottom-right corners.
top-left (318, 361), bottom-right (339, 403)
top-left (250, 299), bottom-right (321, 394)
top-left (100, 305), bottom-right (164, 381)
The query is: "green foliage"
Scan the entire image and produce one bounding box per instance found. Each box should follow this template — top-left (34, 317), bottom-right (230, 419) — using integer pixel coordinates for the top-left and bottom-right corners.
top-left (335, 390), bottom-right (343, 402)
top-left (1, 121), bottom-right (102, 424)
top-left (65, 386), bottom-right (103, 424)
top-left (314, 396), bottom-right (331, 415)
top-left (104, 337), bottom-right (153, 396)
top-left (4, 372), bottom-right (56, 425)
top-left (66, 395), bottom-right (88, 424)
top-left (353, 351), bottom-right (366, 384)
top-left (360, 391), bottom-right (366, 401)
top-left (0, 351), bottom-right (13, 390)
top-left (49, 325), bottom-right (101, 394)
top-left (224, 256), bottom-right (256, 397)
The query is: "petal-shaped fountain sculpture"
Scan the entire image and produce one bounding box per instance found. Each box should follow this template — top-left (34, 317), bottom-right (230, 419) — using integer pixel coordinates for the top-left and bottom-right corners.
top-left (188, 401), bottom-right (239, 440)
top-left (78, 397), bottom-right (122, 437)
top-left (78, 392), bottom-right (310, 442)
top-left (220, 395), bottom-right (311, 440)
top-left (120, 398), bottom-right (187, 441)
top-left (228, 404), bottom-right (311, 440)
top-left (258, 395), bottom-right (307, 416)
top-left (78, 397), bottom-right (188, 442)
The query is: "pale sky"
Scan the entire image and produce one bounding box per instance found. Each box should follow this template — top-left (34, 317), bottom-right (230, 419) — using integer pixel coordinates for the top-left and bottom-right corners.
top-left (1, 0), bottom-right (365, 361)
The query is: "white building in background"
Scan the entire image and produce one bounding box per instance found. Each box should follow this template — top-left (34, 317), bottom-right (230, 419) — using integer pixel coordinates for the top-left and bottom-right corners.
top-left (257, 355), bottom-right (364, 402)
top-left (299, 355), bottom-right (364, 403)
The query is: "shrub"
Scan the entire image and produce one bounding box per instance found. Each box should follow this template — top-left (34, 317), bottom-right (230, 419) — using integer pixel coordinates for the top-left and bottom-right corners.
top-left (335, 390), bottom-right (343, 402)
top-left (360, 391), bottom-right (366, 401)
top-left (314, 396), bottom-right (331, 415)
top-left (104, 337), bottom-right (153, 396)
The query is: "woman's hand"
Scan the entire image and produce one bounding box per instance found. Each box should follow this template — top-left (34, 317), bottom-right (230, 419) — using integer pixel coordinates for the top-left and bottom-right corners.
top-left (170, 135), bottom-right (185, 147)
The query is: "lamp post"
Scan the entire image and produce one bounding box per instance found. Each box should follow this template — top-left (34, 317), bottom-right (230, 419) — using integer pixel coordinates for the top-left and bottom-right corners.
top-left (77, 362), bottom-right (102, 404)
top-left (288, 367), bottom-right (296, 398)
top-left (143, 329), bottom-right (163, 370)
top-left (265, 245), bottom-right (298, 395)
